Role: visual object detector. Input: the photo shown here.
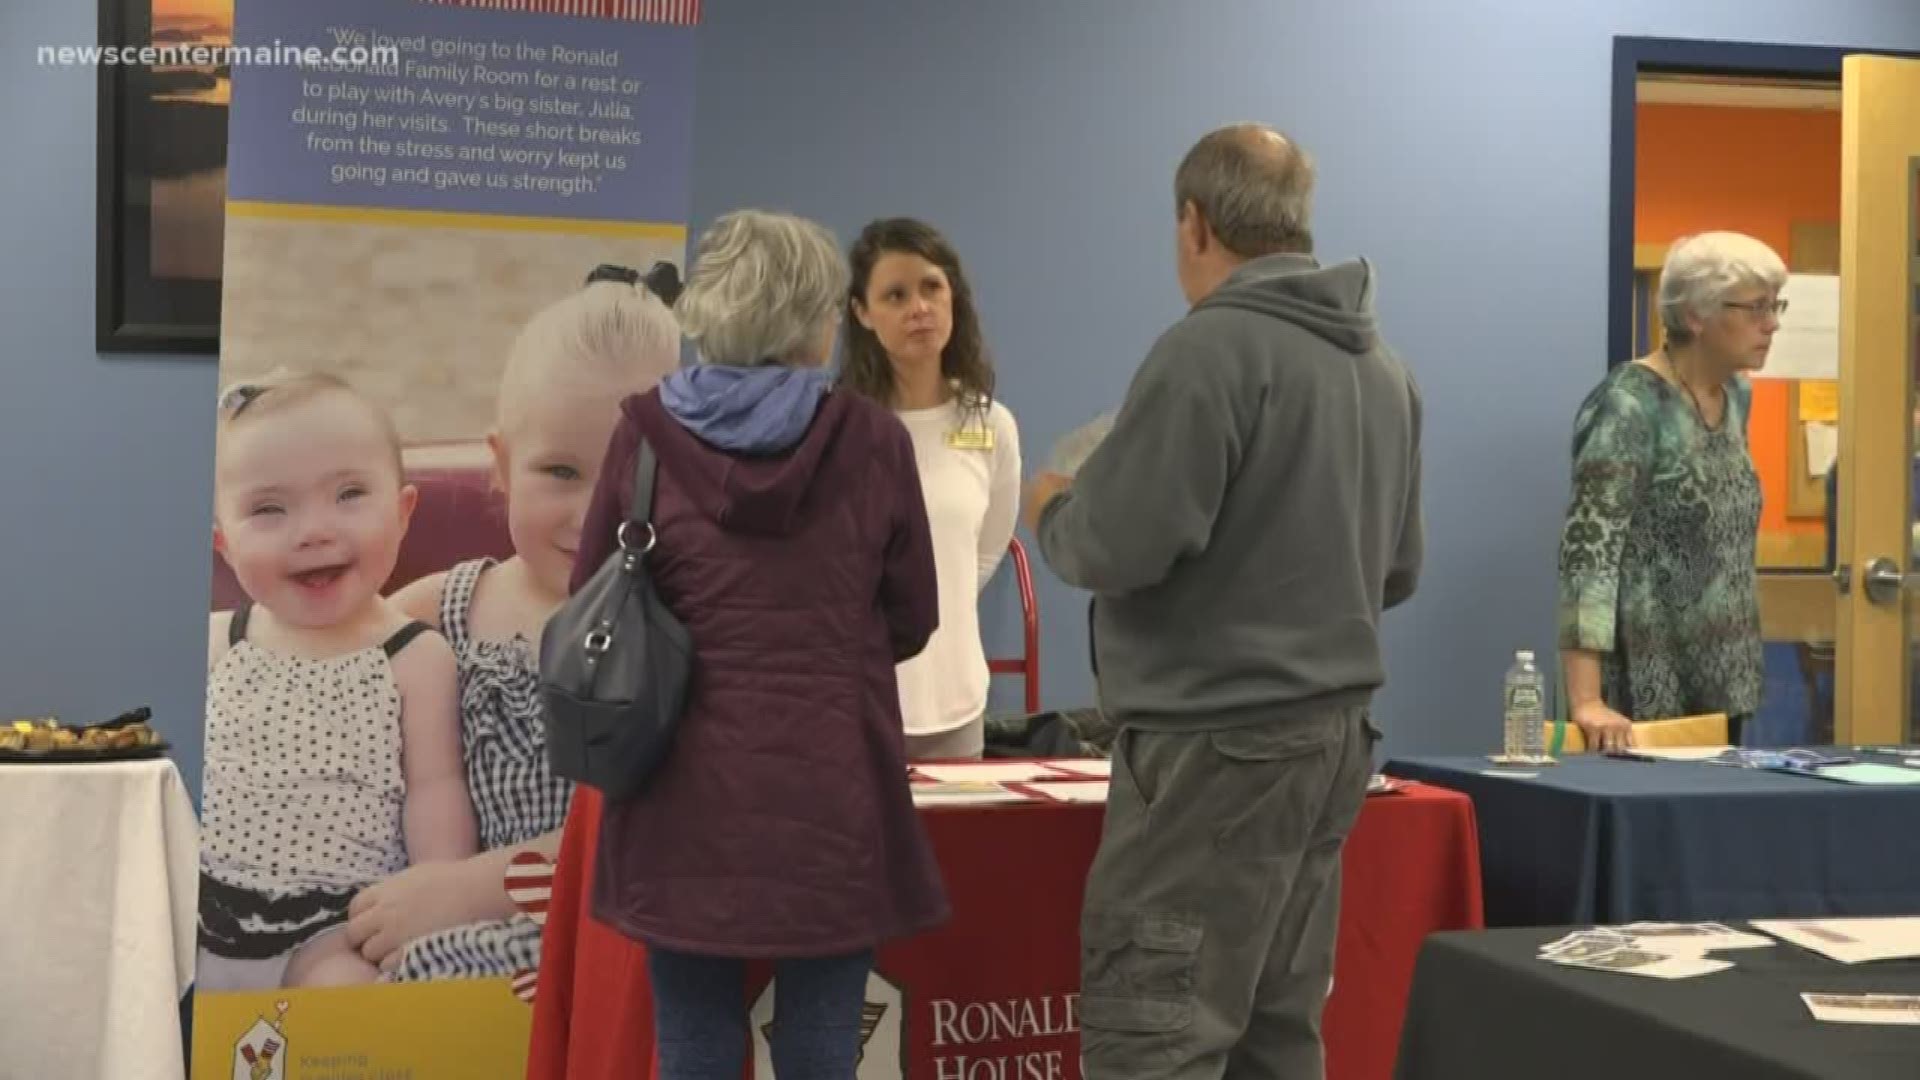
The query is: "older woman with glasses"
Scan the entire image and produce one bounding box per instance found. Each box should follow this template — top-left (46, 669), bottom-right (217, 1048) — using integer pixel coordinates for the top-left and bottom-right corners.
top-left (1557, 230), bottom-right (1787, 751)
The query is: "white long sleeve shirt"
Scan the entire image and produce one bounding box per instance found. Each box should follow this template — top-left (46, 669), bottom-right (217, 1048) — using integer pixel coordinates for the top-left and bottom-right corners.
top-left (893, 398), bottom-right (1022, 736)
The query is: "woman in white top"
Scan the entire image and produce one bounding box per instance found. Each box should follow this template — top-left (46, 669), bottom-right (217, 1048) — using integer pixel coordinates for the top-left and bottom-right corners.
top-left (842, 218), bottom-right (1022, 760)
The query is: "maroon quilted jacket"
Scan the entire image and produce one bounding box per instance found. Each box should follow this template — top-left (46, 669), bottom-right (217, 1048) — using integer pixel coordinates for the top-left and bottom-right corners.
top-left (573, 386), bottom-right (950, 957)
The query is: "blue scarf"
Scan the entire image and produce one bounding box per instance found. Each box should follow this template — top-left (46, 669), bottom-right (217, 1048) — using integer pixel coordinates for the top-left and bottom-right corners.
top-left (659, 363), bottom-right (831, 454)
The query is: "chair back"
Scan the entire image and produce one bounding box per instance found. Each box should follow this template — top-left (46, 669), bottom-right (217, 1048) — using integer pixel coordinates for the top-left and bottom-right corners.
top-left (1548, 722), bottom-right (1589, 753)
top-left (1635, 712), bottom-right (1729, 747)
top-left (1542, 712), bottom-right (1729, 754)
top-left (210, 465), bottom-right (512, 611)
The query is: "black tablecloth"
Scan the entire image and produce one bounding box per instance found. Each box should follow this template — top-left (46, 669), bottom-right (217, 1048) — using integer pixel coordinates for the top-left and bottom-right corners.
top-left (1384, 753), bottom-right (1920, 927)
top-left (1396, 926), bottom-right (1920, 1080)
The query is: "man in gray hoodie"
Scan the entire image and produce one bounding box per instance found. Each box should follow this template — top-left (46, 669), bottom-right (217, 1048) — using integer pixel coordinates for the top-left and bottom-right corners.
top-left (1024, 123), bottom-right (1422, 1080)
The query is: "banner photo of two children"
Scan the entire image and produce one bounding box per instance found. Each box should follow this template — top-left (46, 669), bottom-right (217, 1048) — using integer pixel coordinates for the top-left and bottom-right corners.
top-left (190, 0), bottom-right (696, 1073)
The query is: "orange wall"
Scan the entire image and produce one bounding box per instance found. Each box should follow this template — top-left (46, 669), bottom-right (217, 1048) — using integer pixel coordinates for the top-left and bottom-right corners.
top-left (1634, 102), bottom-right (1841, 536)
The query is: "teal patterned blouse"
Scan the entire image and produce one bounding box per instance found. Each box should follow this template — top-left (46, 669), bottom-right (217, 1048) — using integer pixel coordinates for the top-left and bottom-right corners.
top-left (1556, 361), bottom-right (1763, 720)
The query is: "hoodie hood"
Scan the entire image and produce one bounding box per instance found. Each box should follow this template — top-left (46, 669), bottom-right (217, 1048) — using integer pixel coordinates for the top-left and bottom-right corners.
top-left (1193, 253), bottom-right (1380, 353)
top-left (658, 362), bottom-right (832, 455)
top-left (632, 383), bottom-right (852, 537)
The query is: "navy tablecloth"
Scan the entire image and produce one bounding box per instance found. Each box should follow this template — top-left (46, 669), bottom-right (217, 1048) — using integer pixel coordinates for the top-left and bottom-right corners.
top-left (1383, 752), bottom-right (1920, 927)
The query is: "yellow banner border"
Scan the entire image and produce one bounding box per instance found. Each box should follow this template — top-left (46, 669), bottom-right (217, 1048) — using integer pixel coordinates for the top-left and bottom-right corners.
top-left (227, 198), bottom-right (688, 241)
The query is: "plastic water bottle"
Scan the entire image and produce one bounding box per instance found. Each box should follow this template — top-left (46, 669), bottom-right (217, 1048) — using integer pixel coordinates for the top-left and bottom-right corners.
top-left (1503, 650), bottom-right (1546, 762)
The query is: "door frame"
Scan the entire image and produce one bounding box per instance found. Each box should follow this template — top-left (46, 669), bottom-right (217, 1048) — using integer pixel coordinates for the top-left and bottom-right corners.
top-left (1608, 36), bottom-right (1920, 377)
top-left (1833, 59), bottom-right (1920, 744)
top-left (1607, 37), bottom-right (1920, 744)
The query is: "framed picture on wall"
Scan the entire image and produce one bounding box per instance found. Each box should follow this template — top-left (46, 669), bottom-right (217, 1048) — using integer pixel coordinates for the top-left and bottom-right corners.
top-left (95, 0), bottom-right (231, 355)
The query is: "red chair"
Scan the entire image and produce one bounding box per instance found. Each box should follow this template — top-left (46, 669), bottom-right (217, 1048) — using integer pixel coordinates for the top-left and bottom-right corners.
top-left (987, 538), bottom-right (1042, 714)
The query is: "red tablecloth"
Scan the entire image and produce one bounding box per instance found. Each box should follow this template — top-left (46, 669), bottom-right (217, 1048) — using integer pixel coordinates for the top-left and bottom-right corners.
top-left (526, 778), bottom-right (1482, 1080)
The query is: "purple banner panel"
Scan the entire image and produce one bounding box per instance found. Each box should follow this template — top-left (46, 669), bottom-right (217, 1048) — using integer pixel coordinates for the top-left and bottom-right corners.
top-left (229, 0), bottom-right (694, 223)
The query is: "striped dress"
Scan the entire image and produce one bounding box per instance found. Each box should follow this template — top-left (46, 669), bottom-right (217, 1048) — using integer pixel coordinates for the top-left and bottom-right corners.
top-left (389, 558), bottom-right (575, 982)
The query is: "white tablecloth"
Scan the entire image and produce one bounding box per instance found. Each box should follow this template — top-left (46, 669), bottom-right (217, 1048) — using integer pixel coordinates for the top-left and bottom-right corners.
top-left (0, 758), bottom-right (198, 1080)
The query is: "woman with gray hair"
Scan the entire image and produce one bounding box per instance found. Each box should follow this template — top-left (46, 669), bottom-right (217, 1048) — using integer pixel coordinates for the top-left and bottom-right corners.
top-left (567, 209), bottom-right (949, 1078)
top-left (1557, 230), bottom-right (1787, 751)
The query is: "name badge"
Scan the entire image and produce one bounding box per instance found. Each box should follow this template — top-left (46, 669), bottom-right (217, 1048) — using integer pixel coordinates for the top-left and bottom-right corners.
top-left (947, 427), bottom-right (994, 451)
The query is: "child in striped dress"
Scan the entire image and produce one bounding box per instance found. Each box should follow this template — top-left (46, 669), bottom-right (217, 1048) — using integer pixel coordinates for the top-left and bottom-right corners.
top-left (197, 372), bottom-right (477, 991)
top-left (350, 267), bottom-right (683, 982)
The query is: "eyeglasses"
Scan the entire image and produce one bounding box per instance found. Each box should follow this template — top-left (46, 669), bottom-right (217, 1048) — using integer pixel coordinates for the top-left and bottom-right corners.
top-left (1722, 298), bottom-right (1789, 318)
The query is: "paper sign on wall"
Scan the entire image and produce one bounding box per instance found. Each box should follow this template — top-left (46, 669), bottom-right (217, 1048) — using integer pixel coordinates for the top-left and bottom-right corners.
top-left (1804, 420), bottom-right (1839, 478)
top-left (1756, 274), bottom-right (1839, 381)
top-left (1800, 380), bottom-right (1840, 423)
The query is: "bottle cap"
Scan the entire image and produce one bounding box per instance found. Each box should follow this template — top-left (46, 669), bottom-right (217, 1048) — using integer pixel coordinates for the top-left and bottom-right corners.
top-left (1517, 650), bottom-right (1534, 663)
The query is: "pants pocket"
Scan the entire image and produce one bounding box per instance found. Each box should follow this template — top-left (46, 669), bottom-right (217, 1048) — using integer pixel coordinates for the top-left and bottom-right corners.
top-left (1205, 726), bottom-right (1336, 858)
top-left (1079, 908), bottom-right (1203, 1033)
top-left (1105, 727), bottom-right (1158, 812)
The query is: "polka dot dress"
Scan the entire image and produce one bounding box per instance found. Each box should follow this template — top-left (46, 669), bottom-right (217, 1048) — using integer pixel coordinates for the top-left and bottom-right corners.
top-left (388, 558), bottom-right (574, 983)
top-left (197, 604), bottom-right (418, 961)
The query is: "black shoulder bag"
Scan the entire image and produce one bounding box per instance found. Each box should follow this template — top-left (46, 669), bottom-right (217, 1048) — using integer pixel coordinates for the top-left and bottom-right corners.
top-left (540, 437), bottom-right (693, 801)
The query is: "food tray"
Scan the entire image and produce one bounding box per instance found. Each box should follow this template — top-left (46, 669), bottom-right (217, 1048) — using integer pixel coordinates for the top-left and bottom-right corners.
top-left (0, 707), bottom-right (167, 763)
top-left (0, 741), bottom-right (171, 764)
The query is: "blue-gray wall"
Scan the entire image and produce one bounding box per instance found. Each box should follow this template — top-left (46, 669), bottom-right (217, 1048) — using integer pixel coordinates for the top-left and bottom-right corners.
top-left (7, 0), bottom-right (1918, 801)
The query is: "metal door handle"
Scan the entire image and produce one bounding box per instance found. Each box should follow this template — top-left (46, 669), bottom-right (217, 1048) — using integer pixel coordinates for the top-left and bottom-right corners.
top-left (1862, 557), bottom-right (1907, 605)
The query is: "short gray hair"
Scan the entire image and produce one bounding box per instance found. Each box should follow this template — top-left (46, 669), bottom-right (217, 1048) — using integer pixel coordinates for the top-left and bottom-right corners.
top-left (1658, 231), bottom-right (1788, 343)
top-left (1174, 123), bottom-right (1315, 258)
top-left (675, 209), bottom-right (848, 366)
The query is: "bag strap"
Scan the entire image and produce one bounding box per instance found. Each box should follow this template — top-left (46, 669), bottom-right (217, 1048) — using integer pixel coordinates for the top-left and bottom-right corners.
top-left (630, 436), bottom-right (657, 523)
top-left (617, 436), bottom-right (659, 563)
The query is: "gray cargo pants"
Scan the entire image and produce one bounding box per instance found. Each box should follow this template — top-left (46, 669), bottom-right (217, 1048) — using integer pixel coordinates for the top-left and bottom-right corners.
top-left (1078, 706), bottom-right (1379, 1080)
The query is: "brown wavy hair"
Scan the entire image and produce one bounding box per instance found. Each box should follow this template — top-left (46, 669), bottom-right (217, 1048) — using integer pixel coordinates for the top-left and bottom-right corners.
top-left (840, 218), bottom-right (995, 416)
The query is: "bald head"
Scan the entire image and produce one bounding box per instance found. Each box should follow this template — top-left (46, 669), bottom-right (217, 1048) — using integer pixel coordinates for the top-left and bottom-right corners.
top-left (1174, 123), bottom-right (1315, 259)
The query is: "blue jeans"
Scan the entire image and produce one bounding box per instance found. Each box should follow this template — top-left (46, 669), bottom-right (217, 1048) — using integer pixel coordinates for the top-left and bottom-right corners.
top-left (647, 946), bottom-right (874, 1080)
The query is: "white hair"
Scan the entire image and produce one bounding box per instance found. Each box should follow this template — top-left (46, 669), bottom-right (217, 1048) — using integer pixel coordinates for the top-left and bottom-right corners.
top-left (498, 278), bottom-right (682, 434)
top-left (1658, 231), bottom-right (1788, 344)
top-left (674, 209), bottom-right (848, 367)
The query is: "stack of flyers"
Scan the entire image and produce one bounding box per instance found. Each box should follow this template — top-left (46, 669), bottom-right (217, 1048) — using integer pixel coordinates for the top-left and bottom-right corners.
top-left (1613, 921), bottom-right (1777, 954)
top-left (908, 780), bottom-right (1032, 807)
top-left (1704, 748), bottom-right (1850, 771)
top-left (1801, 992), bottom-right (1920, 1025)
top-left (1538, 927), bottom-right (1733, 979)
top-left (1048, 413), bottom-right (1116, 478)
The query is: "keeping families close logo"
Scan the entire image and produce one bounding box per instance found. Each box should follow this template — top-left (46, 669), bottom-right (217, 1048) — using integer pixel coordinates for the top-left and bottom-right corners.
top-left (750, 971), bottom-right (905, 1080)
top-left (230, 1001), bottom-right (292, 1080)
